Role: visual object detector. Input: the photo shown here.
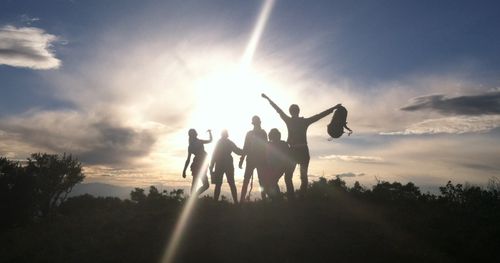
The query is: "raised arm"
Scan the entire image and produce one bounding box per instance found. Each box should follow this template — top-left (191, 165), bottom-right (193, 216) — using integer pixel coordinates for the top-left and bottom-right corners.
top-left (200, 130), bottom-right (213, 144)
top-left (182, 152), bottom-right (192, 178)
top-left (262, 93), bottom-right (288, 121)
top-left (307, 103), bottom-right (342, 125)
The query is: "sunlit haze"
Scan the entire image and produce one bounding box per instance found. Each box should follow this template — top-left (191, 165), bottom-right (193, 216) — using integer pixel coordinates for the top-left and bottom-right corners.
top-left (1, 0), bottom-right (500, 194)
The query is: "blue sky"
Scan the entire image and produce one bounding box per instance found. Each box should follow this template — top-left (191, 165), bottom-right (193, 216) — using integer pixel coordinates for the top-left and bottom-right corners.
top-left (1, 0), bottom-right (499, 190)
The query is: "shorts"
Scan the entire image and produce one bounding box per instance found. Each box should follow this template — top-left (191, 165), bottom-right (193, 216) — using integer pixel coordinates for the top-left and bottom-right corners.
top-left (190, 154), bottom-right (207, 176)
top-left (289, 145), bottom-right (310, 165)
top-left (211, 162), bottom-right (235, 185)
top-left (243, 162), bottom-right (266, 180)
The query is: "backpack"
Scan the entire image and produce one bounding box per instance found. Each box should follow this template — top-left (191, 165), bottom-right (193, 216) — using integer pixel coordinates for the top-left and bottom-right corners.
top-left (327, 105), bottom-right (353, 138)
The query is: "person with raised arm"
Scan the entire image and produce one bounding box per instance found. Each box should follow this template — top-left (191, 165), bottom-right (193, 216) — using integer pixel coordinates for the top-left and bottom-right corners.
top-left (210, 129), bottom-right (244, 203)
top-left (183, 129), bottom-right (212, 196)
top-left (262, 93), bottom-right (341, 199)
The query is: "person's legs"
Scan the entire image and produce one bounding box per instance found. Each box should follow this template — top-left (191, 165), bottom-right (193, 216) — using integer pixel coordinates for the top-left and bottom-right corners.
top-left (240, 164), bottom-right (254, 202)
top-left (299, 161), bottom-right (309, 194)
top-left (212, 166), bottom-right (224, 201)
top-left (195, 174), bottom-right (209, 196)
top-left (298, 147), bottom-right (311, 195)
top-left (284, 163), bottom-right (296, 200)
top-left (256, 164), bottom-right (267, 200)
top-left (190, 176), bottom-right (197, 194)
top-left (214, 182), bottom-right (222, 201)
top-left (226, 169), bottom-right (238, 204)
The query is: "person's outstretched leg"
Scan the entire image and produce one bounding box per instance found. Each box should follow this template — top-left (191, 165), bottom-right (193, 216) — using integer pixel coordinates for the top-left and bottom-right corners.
top-left (227, 169), bottom-right (238, 204)
top-left (240, 165), bottom-right (253, 202)
top-left (190, 176), bottom-right (197, 194)
top-left (196, 175), bottom-right (209, 196)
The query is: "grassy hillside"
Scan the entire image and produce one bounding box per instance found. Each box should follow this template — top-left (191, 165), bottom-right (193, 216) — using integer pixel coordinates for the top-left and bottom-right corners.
top-left (1, 178), bottom-right (500, 263)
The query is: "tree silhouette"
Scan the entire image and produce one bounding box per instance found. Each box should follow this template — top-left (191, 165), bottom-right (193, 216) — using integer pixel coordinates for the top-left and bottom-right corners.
top-left (0, 153), bottom-right (84, 226)
top-left (25, 153), bottom-right (85, 216)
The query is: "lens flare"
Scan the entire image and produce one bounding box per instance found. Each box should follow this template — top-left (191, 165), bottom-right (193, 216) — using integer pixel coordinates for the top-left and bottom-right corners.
top-left (160, 158), bottom-right (209, 263)
top-left (161, 1), bottom-right (276, 262)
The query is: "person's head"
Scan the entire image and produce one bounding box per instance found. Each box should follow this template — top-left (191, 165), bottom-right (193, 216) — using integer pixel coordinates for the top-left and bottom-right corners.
top-left (220, 129), bottom-right (229, 139)
top-left (188, 129), bottom-right (197, 143)
top-left (251, 115), bottom-right (261, 126)
top-left (188, 129), bottom-right (197, 138)
top-left (268, 128), bottom-right (281, 142)
top-left (289, 104), bottom-right (300, 117)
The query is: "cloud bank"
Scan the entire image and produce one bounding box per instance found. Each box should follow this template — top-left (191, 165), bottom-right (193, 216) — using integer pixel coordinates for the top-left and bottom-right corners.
top-left (401, 91), bottom-right (500, 115)
top-left (0, 25), bottom-right (60, 69)
top-left (0, 111), bottom-right (158, 165)
top-left (381, 115), bottom-right (500, 135)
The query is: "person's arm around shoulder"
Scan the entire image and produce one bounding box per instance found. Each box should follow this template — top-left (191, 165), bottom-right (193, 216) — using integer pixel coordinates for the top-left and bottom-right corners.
top-left (239, 132), bottom-right (250, 169)
top-left (231, 140), bottom-right (244, 156)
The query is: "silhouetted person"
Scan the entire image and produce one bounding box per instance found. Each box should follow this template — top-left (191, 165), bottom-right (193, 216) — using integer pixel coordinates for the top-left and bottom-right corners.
top-left (263, 128), bottom-right (290, 200)
top-left (183, 129), bottom-right (212, 196)
top-left (239, 116), bottom-right (268, 202)
top-left (210, 130), bottom-right (243, 203)
top-left (262, 93), bottom-right (341, 199)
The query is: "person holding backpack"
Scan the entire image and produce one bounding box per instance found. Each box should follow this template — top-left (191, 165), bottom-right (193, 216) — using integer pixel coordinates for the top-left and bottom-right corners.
top-left (262, 93), bottom-right (341, 199)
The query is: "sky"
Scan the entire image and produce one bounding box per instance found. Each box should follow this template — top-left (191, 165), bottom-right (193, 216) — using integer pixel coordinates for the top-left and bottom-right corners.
top-left (1, 0), bottom-right (499, 193)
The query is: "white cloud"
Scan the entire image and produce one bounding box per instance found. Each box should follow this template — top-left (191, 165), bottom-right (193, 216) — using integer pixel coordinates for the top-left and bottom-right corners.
top-left (381, 115), bottom-right (500, 135)
top-left (0, 25), bottom-right (60, 69)
top-left (319, 154), bottom-right (384, 163)
top-left (19, 15), bottom-right (40, 25)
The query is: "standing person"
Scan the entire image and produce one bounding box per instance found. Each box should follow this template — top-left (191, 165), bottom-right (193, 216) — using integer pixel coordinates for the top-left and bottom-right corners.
top-left (239, 116), bottom-right (268, 202)
top-left (210, 130), bottom-right (243, 203)
top-left (262, 93), bottom-right (341, 199)
top-left (263, 128), bottom-right (290, 200)
top-left (182, 129), bottom-right (212, 196)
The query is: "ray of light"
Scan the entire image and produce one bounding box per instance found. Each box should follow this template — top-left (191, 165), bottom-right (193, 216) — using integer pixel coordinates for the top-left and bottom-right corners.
top-left (160, 1), bottom-right (277, 262)
top-left (160, 157), bottom-right (209, 263)
top-left (241, 0), bottom-right (276, 69)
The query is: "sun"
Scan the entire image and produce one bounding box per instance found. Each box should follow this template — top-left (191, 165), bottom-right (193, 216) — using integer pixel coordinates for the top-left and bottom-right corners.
top-left (188, 64), bottom-right (289, 147)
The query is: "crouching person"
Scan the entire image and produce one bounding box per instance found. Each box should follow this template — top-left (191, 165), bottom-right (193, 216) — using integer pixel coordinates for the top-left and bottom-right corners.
top-left (263, 128), bottom-right (291, 200)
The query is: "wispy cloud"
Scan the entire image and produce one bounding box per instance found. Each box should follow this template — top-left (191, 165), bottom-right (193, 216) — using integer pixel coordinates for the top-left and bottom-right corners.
top-left (0, 25), bottom-right (60, 69)
top-left (401, 91), bottom-right (500, 115)
top-left (381, 115), bottom-right (500, 135)
top-left (19, 14), bottom-right (40, 25)
top-left (319, 154), bottom-right (384, 163)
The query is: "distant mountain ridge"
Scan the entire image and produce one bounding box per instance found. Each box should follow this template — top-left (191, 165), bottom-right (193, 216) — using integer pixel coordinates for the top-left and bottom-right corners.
top-left (70, 183), bottom-right (135, 199)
